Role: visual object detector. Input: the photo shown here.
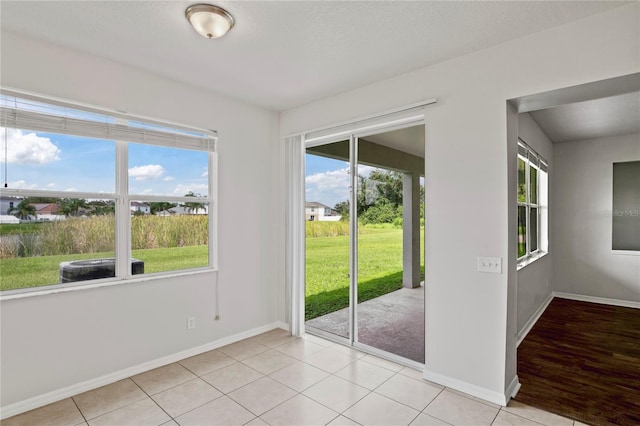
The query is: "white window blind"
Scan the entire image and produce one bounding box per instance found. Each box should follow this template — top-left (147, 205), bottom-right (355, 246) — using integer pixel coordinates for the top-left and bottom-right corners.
top-left (1, 90), bottom-right (217, 152)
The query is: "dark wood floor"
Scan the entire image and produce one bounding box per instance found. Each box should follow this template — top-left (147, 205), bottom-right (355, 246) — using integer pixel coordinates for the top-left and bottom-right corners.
top-left (516, 298), bottom-right (640, 426)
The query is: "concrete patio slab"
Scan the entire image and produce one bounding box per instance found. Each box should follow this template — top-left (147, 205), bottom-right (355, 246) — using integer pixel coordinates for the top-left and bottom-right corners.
top-left (305, 286), bottom-right (424, 363)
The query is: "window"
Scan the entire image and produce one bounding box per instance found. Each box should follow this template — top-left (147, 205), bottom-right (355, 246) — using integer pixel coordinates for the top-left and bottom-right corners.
top-left (0, 90), bottom-right (217, 294)
top-left (612, 161), bottom-right (640, 251)
top-left (517, 140), bottom-right (548, 265)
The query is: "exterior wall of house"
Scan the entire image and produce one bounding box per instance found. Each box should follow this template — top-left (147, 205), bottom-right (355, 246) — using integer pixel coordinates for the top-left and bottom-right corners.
top-left (0, 30), bottom-right (281, 411)
top-left (0, 197), bottom-right (20, 215)
top-left (280, 4), bottom-right (639, 403)
top-left (305, 204), bottom-right (340, 221)
top-left (130, 203), bottom-right (151, 214)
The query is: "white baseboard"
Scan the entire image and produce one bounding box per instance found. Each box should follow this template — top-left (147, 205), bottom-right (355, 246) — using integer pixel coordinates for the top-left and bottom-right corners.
top-left (274, 320), bottom-right (290, 331)
top-left (506, 375), bottom-right (521, 399)
top-left (553, 292), bottom-right (640, 309)
top-left (517, 292), bottom-right (554, 347)
top-left (0, 322), bottom-right (287, 420)
top-left (422, 369), bottom-right (514, 406)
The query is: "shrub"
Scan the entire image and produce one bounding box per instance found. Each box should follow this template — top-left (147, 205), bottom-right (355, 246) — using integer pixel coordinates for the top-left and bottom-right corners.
top-left (306, 221), bottom-right (350, 238)
top-left (0, 214), bottom-right (208, 259)
top-left (131, 215), bottom-right (208, 249)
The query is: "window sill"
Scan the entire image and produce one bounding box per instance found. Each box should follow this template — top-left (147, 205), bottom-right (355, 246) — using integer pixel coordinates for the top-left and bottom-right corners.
top-left (517, 251), bottom-right (548, 271)
top-left (0, 267), bottom-right (217, 302)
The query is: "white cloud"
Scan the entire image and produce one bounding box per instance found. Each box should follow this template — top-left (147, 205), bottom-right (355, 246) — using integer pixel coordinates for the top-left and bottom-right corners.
top-left (47, 182), bottom-right (56, 188)
top-left (8, 180), bottom-right (37, 190)
top-left (306, 167), bottom-right (350, 192)
top-left (0, 128), bottom-right (61, 164)
top-left (128, 164), bottom-right (166, 181)
top-left (65, 187), bottom-right (78, 192)
top-left (305, 167), bottom-right (350, 207)
top-left (304, 165), bottom-right (379, 208)
top-left (142, 188), bottom-right (154, 194)
top-left (173, 183), bottom-right (208, 196)
top-left (163, 176), bottom-right (175, 182)
top-left (201, 169), bottom-right (208, 178)
top-left (357, 165), bottom-right (376, 177)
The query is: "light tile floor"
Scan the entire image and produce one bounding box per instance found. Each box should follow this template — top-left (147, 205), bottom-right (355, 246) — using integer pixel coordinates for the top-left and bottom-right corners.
top-left (3, 329), bottom-right (579, 426)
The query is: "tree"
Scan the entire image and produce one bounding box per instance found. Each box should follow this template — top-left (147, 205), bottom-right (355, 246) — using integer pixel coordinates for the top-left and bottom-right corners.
top-left (332, 170), bottom-right (424, 225)
top-left (87, 200), bottom-right (115, 216)
top-left (57, 198), bottom-right (88, 217)
top-left (182, 191), bottom-right (205, 214)
top-left (334, 201), bottom-right (350, 220)
top-left (333, 169), bottom-right (424, 223)
top-left (8, 199), bottom-right (36, 220)
top-left (150, 202), bottom-right (177, 215)
top-left (368, 170), bottom-right (403, 207)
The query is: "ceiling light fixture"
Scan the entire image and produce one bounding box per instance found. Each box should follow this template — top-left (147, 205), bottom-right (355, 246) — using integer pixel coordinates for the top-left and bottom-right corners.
top-left (185, 4), bottom-right (234, 39)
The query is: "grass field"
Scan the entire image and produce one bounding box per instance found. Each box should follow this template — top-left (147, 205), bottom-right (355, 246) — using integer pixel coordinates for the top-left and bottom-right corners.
top-left (305, 226), bottom-right (424, 320)
top-left (0, 245), bottom-right (208, 291)
top-left (1, 224), bottom-right (422, 320)
top-left (0, 222), bottom-right (43, 235)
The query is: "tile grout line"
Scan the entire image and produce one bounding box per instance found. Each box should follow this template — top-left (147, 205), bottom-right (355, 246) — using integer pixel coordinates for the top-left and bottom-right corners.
top-left (70, 396), bottom-right (89, 425)
top-left (497, 406), bottom-right (549, 426)
top-left (71, 379), bottom-right (150, 423)
top-left (128, 374), bottom-right (176, 424)
top-left (417, 387), bottom-right (449, 424)
top-left (489, 407), bottom-right (501, 426)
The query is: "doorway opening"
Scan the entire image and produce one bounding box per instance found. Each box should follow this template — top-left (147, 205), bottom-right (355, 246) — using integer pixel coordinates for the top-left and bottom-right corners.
top-left (303, 124), bottom-right (425, 365)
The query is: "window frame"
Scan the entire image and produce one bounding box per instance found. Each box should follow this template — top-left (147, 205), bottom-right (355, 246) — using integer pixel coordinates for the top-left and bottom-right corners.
top-left (0, 89), bottom-right (218, 297)
top-left (517, 139), bottom-right (547, 267)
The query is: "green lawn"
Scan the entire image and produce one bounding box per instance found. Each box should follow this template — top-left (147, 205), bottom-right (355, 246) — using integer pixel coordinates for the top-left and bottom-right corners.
top-left (305, 226), bottom-right (424, 320)
top-left (2, 225), bottom-right (421, 319)
top-left (0, 245), bottom-right (208, 291)
top-left (0, 222), bottom-right (43, 235)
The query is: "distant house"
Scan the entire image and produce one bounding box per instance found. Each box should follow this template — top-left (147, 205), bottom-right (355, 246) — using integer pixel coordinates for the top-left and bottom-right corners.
top-left (0, 196), bottom-right (22, 216)
top-left (32, 203), bottom-right (65, 221)
top-left (156, 205), bottom-right (208, 216)
top-left (0, 215), bottom-right (20, 224)
top-left (305, 202), bottom-right (341, 222)
top-left (130, 202), bottom-right (151, 215)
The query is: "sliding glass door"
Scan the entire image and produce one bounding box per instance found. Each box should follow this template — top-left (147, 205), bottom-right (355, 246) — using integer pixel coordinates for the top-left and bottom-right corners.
top-left (304, 124), bottom-right (425, 365)
top-left (304, 139), bottom-right (352, 342)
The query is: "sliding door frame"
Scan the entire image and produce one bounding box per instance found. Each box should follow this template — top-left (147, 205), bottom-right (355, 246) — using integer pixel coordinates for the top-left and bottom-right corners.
top-left (288, 100), bottom-right (435, 366)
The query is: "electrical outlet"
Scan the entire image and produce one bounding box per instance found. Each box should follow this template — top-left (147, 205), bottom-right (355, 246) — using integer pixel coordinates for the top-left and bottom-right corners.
top-left (477, 256), bottom-right (502, 274)
top-left (187, 317), bottom-right (196, 330)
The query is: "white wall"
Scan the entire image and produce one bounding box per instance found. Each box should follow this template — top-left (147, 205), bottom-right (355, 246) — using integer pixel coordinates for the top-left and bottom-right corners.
top-left (553, 133), bottom-right (640, 303)
top-left (281, 4), bottom-right (639, 403)
top-left (0, 31), bottom-right (281, 409)
top-left (516, 113), bottom-right (554, 335)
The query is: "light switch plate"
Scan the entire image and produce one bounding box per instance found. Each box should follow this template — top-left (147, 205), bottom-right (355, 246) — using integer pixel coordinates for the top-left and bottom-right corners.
top-left (477, 256), bottom-right (502, 274)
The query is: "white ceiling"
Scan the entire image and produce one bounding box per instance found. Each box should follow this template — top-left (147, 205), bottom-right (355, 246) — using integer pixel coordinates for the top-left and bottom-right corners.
top-left (0, 1), bottom-right (629, 111)
top-left (530, 92), bottom-right (640, 143)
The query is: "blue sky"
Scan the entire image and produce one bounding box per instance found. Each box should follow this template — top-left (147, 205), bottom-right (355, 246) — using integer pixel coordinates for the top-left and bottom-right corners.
top-left (305, 154), bottom-right (381, 209)
top-left (0, 128), bottom-right (208, 197)
top-left (305, 154), bottom-right (350, 209)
